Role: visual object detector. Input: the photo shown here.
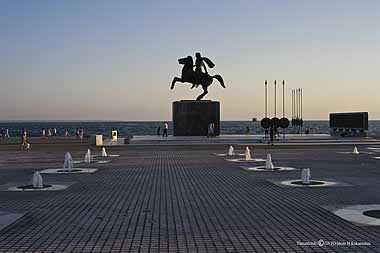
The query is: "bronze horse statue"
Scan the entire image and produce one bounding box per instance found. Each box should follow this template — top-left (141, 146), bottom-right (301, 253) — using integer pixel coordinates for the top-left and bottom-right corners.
top-left (171, 56), bottom-right (226, 100)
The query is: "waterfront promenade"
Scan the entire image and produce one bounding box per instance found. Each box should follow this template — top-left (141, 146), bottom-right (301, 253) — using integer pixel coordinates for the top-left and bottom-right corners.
top-left (0, 137), bottom-right (380, 252)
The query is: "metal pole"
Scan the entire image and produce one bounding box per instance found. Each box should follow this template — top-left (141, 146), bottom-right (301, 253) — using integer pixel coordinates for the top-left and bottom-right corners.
top-left (296, 89), bottom-right (298, 134)
top-left (294, 89), bottom-right (296, 121)
top-left (292, 89), bottom-right (294, 122)
top-left (282, 80), bottom-right (285, 139)
top-left (274, 80), bottom-right (277, 117)
top-left (265, 80), bottom-right (267, 117)
top-left (296, 89), bottom-right (298, 121)
top-left (282, 80), bottom-right (285, 117)
top-left (301, 89), bottom-right (303, 130)
top-left (299, 88), bottom-right (301, 133)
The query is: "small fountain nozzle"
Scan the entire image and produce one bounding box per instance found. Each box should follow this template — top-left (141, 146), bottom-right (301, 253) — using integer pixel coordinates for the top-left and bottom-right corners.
top-left (102, 147), bottom-right (108, 157)
top-left (33, 171), bottom-right (43, 188)
top-left (301, 168), bottom-right (311, 184)
top-left (85, 149), bottom-right (91, 163)
top-left (245, 147), bottom-right (251, 161)
top-left (63, 152), bottom-right (73, 170)
top-left (228, 146), bottom-right (235, 156)
top-left (266, 154), bottom-right (274, 170)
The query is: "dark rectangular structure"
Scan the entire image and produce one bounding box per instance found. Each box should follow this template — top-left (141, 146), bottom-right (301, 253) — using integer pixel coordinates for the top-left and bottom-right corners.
top-left (173, 100), bottom-right (220, 136)
top-left (329, 112), bottom-right (368, 137)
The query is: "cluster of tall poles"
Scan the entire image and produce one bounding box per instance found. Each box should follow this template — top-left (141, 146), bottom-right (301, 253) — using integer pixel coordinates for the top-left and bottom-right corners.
top-left (264, 80), bottom-right (287, 118)
top-left (291, 88), bottom-right (303, 133)
top-left (262, 80), bottom-right (290, 138)
top-left (262, 80), bottom-right (304, 136)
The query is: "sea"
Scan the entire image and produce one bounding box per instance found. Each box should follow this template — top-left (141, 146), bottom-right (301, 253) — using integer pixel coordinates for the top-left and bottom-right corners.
top-left (0, 121), bottom-right (379, 137)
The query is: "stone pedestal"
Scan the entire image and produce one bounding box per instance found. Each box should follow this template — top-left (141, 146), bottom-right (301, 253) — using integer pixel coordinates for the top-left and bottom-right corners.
top-left (172, 100), bottom-right (220, 136)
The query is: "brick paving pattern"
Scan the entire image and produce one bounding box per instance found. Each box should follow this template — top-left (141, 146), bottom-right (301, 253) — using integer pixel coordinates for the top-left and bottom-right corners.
top-left (0, 146), bottom-right (379, 252)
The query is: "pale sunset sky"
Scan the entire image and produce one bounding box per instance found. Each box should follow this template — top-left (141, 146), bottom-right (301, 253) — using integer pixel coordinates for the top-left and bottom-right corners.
top-left (1, 0), bottom-right (378, 121)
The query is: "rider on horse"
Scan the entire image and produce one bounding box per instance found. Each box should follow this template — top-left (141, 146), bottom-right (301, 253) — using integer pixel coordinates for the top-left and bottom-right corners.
top-left (191, 52), bottom-right (215, 89)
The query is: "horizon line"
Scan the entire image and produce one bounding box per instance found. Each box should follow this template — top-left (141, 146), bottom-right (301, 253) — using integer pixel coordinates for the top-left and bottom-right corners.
top-left (0, 119), bottom-right (379, 123)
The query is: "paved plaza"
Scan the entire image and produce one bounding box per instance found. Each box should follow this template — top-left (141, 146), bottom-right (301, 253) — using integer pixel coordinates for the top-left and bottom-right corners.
top-left (0, 144), bottom-right (380, 252)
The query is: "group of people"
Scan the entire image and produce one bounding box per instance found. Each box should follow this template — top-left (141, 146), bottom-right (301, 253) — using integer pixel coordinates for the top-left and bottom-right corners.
top-left (40, 128), bottom-right (84, 138)
top-left (1, 127), bottom-right (87, 139)
top-left (157, 122), bottom-right (169, 137)
top-left (304, 126), bottom-right (314, 134)
top-left (41, 128), bottom-right (56, 137)
top-left (156, 122), bottom-right (218, 137)
top-left (0, 128), bottom-right (9, 138)
top-left (266, 126), bottom-right (284, 145)
top-left (76, 128), bottom-right (85, 139)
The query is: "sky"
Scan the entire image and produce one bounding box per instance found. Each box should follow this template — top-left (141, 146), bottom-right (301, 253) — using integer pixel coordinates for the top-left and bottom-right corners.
top-left (0, 0), bottom-right (379, 121)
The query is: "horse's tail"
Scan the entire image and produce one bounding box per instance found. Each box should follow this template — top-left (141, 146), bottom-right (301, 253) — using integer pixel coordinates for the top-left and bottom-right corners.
top-left (212, 75), bottom-right (226, 88)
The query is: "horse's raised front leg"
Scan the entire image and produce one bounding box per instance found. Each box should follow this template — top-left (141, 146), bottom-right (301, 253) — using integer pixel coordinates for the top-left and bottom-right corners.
top-left (196, 85), bottom-right (208, 100)
top-left (171, 77), bottom-right (182, 90)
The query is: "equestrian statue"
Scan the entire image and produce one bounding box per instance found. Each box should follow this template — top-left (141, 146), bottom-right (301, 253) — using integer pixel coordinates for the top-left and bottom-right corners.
top-left (170, 52), bottom-right (226, 100)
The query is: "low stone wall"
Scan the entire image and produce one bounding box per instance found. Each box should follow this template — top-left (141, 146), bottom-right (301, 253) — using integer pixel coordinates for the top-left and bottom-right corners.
top-left (0, 136), bottom-right (95, 145)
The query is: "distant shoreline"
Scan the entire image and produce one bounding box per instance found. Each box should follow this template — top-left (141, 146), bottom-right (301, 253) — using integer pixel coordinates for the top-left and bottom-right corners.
top-left (3, 120), bottom-right (379, 123)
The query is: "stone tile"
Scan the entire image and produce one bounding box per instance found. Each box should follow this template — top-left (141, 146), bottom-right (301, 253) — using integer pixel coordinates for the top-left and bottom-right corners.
top-left (0, 147), bottom-right (379, 251)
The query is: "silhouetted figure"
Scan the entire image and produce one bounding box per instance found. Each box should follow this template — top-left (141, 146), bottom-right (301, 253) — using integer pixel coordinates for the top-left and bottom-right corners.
top-left (79, 128), bottom-right (84, 139)
top-left (246, 127), bottom-right (250, 135)
top-left (157, 127), bottom-right (161, 136)
top-left (42, 128), bottom-right (45, 137)
top-left (171, 53), bottom-right (225, 100)
top-left (21, 129), bottom-right (27, 144)
top-left (192, 52), bottom-right (215, 89)
top-left (207, 122), bottom-right (215, 137)
top-left (269, 126), bottom-right (274, 145)
top-left (162, 122), bottom-right (168, 137)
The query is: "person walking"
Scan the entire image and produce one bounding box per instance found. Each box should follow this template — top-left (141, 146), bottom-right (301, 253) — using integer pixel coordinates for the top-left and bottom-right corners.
top-left (156, 127), bottom-right (161, 136)
top-left (4, 128), bottom-right (9, 138)
top-left (269, 125), bottom-right (274, 146)
top-left (162, 122), bottom-right (168, 137)
top-left (47, 128), bottom-right (52, 137)
top-left (207, 122), bottom-right (215, 137)
top-left (21, 128), bottom-right (30, 150)
top-left (54, 128), bottom-right (57, 136)
top-left (79, 128), bottom-right (84, 140)
top-left (42, 128), bottom-right (46, 137)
